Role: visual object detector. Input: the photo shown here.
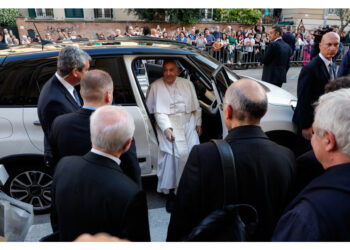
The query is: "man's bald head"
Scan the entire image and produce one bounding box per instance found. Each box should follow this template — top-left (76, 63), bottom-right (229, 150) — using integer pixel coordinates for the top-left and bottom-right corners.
top-left (224, 78), bottom-right (267, 123)
top-left (320, 32), bottom-right (340, 60)
top-left (80, 69), bottom-right (113, 104)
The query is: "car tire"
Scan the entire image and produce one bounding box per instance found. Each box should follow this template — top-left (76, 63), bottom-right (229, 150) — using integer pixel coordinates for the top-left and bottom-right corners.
top-left (3, 165), bottom-right (53, 214)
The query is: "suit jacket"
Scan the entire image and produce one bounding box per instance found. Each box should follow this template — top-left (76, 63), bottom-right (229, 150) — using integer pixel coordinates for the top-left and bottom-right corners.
top-left (49, 108), bottom-right (142, 188)
top-left (261, 38), bottom-right (292, 87)
top-left (337, 50), bottom-right (350, 77)
top-left (294, 149), bottom-right (324, 196)
top-left (167, 126), bottom-right (296, 241)
top-left (52, 152), bottom-right (150, 241)
top-left (282, 32), bottom-right (296, 53)
top-left (292, 55), bottom-right (335, 131)
top-left (37, 74), bottom-right (80, 154)
top-left (272, 163), bottom-right (350, 241)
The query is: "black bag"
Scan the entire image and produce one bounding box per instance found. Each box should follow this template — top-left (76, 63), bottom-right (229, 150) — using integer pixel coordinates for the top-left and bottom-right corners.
top-left (185, 139), bottom-right (258, 242)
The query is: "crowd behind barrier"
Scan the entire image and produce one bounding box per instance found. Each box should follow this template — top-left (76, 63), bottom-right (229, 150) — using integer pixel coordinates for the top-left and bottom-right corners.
top-left (202, 43), bottom-right (350, 68)
top-left (1, 23), bottom-right (350, 68)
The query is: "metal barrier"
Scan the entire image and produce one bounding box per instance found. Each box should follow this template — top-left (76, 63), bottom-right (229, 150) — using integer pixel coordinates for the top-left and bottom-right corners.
top-left (201, 43), bottom-right (350, 68)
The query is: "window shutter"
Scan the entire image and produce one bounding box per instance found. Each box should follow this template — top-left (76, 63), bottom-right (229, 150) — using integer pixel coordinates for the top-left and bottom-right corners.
top-left (28, 9), bottom-right (36, 18)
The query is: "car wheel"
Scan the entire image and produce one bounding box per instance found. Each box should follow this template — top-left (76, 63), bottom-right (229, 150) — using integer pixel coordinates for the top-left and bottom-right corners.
top-left (3, 166), bottom-right (53, 214)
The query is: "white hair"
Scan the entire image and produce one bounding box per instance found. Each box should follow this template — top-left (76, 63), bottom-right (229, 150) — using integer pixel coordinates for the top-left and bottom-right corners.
top-left (90, 105), bottom-right (135, 151)
top-left (314, 88), bottom-right (350, 157)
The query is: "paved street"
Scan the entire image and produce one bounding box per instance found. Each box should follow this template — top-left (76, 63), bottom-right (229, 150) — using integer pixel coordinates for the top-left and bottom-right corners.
top-left (24, 66), bottom-right (302, 242)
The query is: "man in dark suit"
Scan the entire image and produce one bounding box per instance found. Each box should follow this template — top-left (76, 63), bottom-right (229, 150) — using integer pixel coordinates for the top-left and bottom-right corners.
top-left (292, 32), bottom-right (340, 156)
top-left (294, 76), bottom-right (350, 195)
top-left (282, 26), bottom-right (296, 72)
top-left (261, 26), bottom-right (292, 87)
top-left (52, 105), bottom-right (150, 241)
top-left (282, 26), bottom-right (296, 55)
top-left (167, 78), bottom-right (296, 241)
top-left (273, 88), bottom-right (350, 241)
top-left (37, 46), bottom-right (91, 167)
top-left (49, 70), bottom-right (141, 188)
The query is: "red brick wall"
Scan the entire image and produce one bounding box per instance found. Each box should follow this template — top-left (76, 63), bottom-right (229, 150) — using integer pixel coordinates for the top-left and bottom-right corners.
top-left (16, 16), bottom-right (259, 42)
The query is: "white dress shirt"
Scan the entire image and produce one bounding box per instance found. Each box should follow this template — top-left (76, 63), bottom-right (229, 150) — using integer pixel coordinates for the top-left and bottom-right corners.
top-left (319, 53), bottom-right (332, 73)
top-left (55, 72), bottom-right (77, 101)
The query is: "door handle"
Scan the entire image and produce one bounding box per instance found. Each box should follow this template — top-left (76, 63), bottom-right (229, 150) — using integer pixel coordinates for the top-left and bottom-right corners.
top-left (33, 120), bottom-right (41, 126)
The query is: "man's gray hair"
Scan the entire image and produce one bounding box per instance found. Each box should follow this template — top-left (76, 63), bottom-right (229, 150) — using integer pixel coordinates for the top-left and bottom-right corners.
top-left (57, 46), bottom-right (91, 77)
top-left (90, 105), bottom-right (135, 151)
top-left (314, 88), bottom-right (350, 157)
top-left (80, 69), bottom-right (113, 102)
top-left (225, 79), bottom-right (267, 122)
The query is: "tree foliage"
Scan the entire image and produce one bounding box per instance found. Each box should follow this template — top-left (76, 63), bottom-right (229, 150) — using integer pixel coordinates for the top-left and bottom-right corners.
top-left (336, 9), bottom-right (350, 33)
top-left (214, 9), bottom-right (262, 25)
top-left (128, 9), bottom-right (203, 25)
top-left (0, 8), bottom-right (21, 27)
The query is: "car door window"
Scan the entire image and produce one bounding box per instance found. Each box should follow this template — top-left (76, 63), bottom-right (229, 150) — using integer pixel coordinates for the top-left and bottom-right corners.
top-left (213, 66), bottom-right (230, 102)
top-left (0, 58), bottom-right (55, 106)
top-left (90, 57), bottom-right (136, 105)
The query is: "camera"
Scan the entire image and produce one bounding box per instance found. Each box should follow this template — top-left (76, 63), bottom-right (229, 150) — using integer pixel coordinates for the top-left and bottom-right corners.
top-left (313, 26), bottom-right (334, 44)
top-left (310, 26), bottom-right (334, 59)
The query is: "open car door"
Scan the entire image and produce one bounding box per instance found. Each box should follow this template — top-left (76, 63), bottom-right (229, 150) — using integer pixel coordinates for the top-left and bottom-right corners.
top-left (210, 65), bottom-right (231, 139)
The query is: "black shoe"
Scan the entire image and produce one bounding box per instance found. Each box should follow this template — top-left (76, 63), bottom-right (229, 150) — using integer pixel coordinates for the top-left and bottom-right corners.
top-left (165, 193), bottom-right (175, 213)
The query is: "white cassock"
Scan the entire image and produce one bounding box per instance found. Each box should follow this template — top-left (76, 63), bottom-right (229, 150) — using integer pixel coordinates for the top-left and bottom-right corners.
top-left (146, 76), bottom-right (202, 194)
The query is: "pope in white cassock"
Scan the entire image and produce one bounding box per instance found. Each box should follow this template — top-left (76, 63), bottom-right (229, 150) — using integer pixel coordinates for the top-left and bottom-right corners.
top-left (146, 60), bottom-right (202, 196)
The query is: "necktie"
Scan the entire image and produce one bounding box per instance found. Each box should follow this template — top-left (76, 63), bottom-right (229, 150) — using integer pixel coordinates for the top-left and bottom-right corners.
top-left (73, 89), bottom-right (81, 107)
top-left (329, 63), bottom-right (335, 81)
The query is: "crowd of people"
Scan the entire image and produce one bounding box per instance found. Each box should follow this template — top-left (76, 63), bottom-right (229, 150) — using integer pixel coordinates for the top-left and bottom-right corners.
top-left (2, 22), bottom-right (350, 66)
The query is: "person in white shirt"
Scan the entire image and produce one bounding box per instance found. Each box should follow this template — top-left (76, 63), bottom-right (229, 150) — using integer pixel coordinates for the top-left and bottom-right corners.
top-left (244, 33), bottom-right (255, 63)
top-left (146, 60), bottom-right (202, 211)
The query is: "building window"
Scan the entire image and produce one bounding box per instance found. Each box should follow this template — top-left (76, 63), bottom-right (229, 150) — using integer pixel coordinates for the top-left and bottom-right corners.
top-left (35, 9), bottom-right (53, 18)
top-left (28, 8), bottom-right (53, 18)
top-left (94, 8), bottom-right (113, 18)
top-left (65, 9), bottom-right (84, 18)
top-left (328, 9), bottom-right (339, 15)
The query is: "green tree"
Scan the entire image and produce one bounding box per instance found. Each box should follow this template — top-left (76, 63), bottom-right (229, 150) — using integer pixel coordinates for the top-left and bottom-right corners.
top-left (336, 8), bottom-right (350, 33)
top-left (128, 9), bottom-right (203, 25)
top-left (0, 8), bottom-right (21, 27)
top-left (214, 9), bottom-right (262, 25)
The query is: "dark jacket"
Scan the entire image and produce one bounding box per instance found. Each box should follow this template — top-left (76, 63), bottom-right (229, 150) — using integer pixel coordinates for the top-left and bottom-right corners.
top-left (294, 149), bottom-right (324, 196)
top-left (272, 163), bottom-right (350, 241)
top-left (49, 108), bottom-right (142, 188)
top-left (282, 32), bottom-right (296, 53)
top-left (261, 38), bottom-right (292, 87)
top-left (167, 126), bottom-right (296, 241)
top-left (337, 50), bottom-right (350, 77)
top-left (37, 74), bottom-right (80, 154)
top-left (292, 55), bottom-right (335, 131)
top-left (52, 152), bottom-right (150, 241)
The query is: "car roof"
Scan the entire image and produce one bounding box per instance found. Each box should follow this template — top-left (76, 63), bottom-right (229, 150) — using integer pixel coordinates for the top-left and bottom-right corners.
top-left (0, 37), bottom-right (197, 64)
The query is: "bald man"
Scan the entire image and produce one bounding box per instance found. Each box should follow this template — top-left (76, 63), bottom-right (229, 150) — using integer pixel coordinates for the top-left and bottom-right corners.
top-left (293, 32), bottom-right (340, 156)
top-left (167, 78), bottom-right (296, 241)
